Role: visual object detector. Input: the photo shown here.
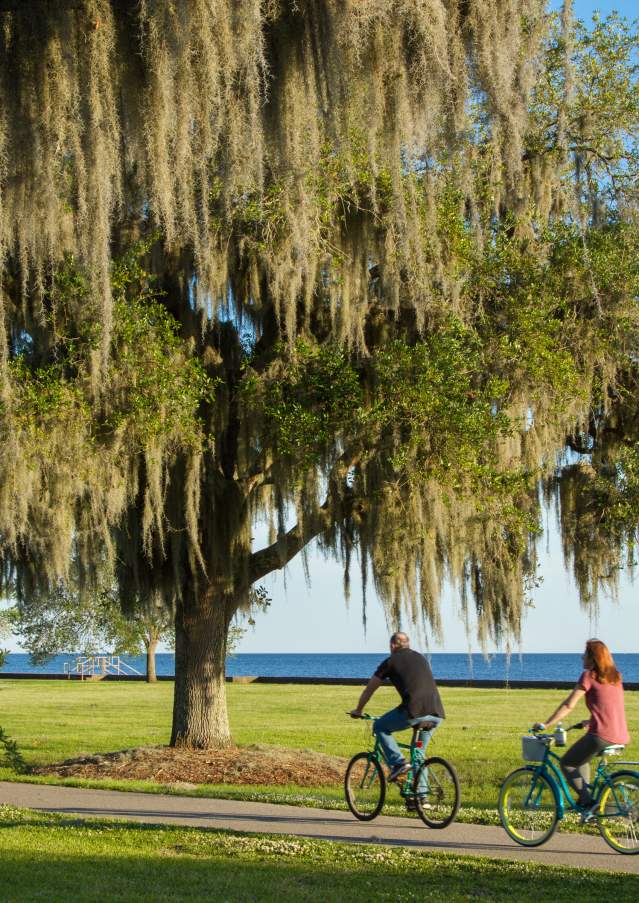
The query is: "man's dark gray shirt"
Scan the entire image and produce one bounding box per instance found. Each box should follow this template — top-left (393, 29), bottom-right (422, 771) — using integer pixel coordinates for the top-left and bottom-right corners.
top-left (374, 648), bottom-right (445, 719)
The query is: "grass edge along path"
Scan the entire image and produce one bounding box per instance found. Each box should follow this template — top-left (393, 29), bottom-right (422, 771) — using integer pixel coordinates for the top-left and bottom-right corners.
top-left (1, 805), bottom-right (638, 903)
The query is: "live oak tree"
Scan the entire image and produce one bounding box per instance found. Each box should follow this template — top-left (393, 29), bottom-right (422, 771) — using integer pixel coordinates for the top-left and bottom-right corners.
top-left (1, 2), bottom-right (639, 747)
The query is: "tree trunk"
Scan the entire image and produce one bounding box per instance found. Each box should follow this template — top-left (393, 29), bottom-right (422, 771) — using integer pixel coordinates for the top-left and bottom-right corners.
top-left (170, 594), bottom-right (234, 748)
top-left (145, 638), bottom-right (158, 683)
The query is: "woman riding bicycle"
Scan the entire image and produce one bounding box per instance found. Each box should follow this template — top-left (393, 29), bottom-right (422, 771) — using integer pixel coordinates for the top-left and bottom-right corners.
top-left (534, 638), bottom-right (630, 814)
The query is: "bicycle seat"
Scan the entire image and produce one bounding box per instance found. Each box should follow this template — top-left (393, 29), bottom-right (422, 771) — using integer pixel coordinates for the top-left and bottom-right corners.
top-left (600, 744), bottom-right (624, 756)
top-left (413, 721), bottom-right (436, 732)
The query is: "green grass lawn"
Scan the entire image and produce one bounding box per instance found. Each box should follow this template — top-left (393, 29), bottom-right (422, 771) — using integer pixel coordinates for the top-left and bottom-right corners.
top-left (0, 679), bottom-right (637, 821)
top-left (1, 805), bottom-right (638, 903)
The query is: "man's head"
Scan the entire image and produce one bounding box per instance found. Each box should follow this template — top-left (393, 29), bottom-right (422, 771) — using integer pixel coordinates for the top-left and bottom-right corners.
top-left (390, 631), bottom-right (410, 652)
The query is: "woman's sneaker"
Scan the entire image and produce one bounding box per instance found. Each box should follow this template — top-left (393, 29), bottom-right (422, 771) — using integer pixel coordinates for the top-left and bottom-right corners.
top-left (580, 801), bottom-right (600, 823)
top-left (388, 762), bottom-right (410, 782)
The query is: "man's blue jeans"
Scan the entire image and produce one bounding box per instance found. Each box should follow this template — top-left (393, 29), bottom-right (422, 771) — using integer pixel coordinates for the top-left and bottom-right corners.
top-left (373, 706), bottom-right (442, 770)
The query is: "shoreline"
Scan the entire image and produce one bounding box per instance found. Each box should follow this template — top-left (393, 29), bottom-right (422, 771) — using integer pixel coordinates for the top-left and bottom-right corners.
top-left (2, 673), bottom-right (638, 690)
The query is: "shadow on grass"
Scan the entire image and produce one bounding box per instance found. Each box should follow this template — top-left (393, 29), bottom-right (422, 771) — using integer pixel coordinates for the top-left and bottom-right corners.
top-left (0, 816), bottom-right (639, 903)
top-left (0, 806), bottom-right (499, 854)
top-left (0, 847), bottom-right (638, 903)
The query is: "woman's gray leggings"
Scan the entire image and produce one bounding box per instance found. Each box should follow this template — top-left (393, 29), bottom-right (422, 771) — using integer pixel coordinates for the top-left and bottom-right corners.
top-left (561, 733), bottom-right (610, 805)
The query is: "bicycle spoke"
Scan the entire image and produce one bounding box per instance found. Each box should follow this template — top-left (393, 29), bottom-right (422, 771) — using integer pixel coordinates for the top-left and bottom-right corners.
top-left (413, 756), bottom-right (460, 828)
top-left (599, 773), bottom-right (639, 854)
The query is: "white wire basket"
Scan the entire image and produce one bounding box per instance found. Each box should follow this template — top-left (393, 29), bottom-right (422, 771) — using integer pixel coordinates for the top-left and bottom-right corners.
top-left (521, 735), bottom-right (550, 762)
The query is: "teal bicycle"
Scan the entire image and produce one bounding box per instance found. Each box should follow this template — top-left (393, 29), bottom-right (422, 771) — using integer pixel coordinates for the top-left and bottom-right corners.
top-left (499, 724), bottom-right (639, 854)
top-left (344, 713), bottom-right (460, 828)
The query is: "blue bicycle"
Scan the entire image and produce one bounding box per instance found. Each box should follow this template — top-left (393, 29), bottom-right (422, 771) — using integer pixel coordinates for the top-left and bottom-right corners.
top-left (498, 724), bottom-right (639, 854)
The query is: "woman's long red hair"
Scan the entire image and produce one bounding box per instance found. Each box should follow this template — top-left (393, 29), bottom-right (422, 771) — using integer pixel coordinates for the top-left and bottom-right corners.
top-left (586, 639), bottom-right (621, 685)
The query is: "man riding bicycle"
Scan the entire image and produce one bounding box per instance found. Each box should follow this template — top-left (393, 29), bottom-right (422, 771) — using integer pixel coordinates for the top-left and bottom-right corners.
top-left (349, 632), bottom-right (445, 782)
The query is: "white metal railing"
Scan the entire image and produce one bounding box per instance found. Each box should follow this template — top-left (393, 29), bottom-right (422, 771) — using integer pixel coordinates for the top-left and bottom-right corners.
top-left (64, 655), bottom-right (142, 679)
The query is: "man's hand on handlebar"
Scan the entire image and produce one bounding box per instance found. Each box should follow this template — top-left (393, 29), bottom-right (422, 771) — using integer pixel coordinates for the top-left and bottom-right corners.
top-left (349, 709), bottom-right (364, 718)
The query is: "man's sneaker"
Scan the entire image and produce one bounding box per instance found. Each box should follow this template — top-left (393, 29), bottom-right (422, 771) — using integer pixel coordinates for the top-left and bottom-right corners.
top-left (405, 796), bottom-right (431, 812)
top-left (388, 762), bottom-right (410, 782)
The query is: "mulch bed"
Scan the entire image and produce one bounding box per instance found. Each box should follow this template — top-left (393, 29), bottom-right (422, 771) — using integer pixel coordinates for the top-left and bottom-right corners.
top-left (34, 744), bottom-right (349, 788)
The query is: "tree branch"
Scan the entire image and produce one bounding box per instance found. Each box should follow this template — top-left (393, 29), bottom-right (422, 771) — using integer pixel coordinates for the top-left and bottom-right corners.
top-left (248, 504), bottom-right (334, 584)
top-left (247, 448), bottom-right (364, 584)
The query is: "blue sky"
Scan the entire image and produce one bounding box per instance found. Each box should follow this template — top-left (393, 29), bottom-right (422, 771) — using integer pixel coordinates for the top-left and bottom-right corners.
top-left (238, 506), bottom-right (638, 655)
top-left (563, 0), bottom-right (621, 18)
top-left (565, 1), bottom-right (623, 19)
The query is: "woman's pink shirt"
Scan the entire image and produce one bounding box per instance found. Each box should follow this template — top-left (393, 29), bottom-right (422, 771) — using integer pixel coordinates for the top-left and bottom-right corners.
top-left (578, 670), bottom-right (630, 745)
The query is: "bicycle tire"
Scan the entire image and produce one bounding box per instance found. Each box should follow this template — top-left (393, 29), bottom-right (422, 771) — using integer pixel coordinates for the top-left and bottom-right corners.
top-left (498, 766), bottom-right (559, 847)
top-left (412, 756), bottom-right (460, 828)
top-left (344, 752), bottom-right (386, 821)
top-left (597, 770), bottom-right (639, 854)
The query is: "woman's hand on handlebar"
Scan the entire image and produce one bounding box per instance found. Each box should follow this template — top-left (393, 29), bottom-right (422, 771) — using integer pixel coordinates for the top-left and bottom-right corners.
top-left (532, 719), bottom-right (588, 733)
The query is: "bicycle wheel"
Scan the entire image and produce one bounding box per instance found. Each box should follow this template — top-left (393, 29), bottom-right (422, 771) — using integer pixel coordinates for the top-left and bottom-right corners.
top-left (412, 756), bottom-right (460, 828)
top-left (598, 771), bottom-right (639, 854)
top-left (498, 767), bottom-right (559, 847)
top-left (344, 752), bottom-right (386, 821)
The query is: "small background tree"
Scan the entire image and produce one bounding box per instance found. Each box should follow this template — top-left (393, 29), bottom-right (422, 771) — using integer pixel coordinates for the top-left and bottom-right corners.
top-left (9, 582), bottom-right (270, 682)
top-left (0, 608), bottom-right (11, 669)
top-left (8, 585), bottom-right (172, 682)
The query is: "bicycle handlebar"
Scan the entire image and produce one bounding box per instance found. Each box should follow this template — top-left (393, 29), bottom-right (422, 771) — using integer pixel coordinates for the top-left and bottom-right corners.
top-left (530, 721), bottom-right (586, 738)
top-left (346, 712), bottom-right (374, 720)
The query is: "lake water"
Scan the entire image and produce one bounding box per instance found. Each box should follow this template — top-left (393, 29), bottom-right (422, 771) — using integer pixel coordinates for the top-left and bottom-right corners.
top-left (3, 652), bottom-right (639, 682)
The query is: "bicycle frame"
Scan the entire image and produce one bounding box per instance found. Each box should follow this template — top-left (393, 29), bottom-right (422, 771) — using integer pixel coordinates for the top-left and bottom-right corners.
top-left (528, 745), bottom-right (630, 820)
top-left (365, 727), bottom-right (428, 798)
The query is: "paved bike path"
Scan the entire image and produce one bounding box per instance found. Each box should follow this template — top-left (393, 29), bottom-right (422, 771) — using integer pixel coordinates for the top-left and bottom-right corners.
top-left (1, 781), bottom-right (638, 875)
